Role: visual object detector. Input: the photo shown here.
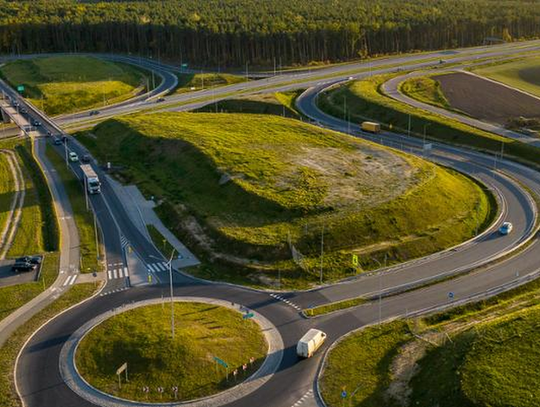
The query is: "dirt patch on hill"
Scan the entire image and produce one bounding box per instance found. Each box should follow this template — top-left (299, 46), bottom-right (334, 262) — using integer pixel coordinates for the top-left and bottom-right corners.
top-left (437, 72), bottom-right (540, 125)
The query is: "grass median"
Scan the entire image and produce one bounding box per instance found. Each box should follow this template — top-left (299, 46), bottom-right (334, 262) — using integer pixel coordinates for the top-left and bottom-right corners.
top-left (45, 144), bottom-right (101, 273)
top-left (76, 302), bottom-right (267, 402)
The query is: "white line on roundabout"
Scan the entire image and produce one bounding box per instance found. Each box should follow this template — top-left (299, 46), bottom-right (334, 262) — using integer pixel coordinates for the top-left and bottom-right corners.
top-left (59, 297), bottom-right (284, 407)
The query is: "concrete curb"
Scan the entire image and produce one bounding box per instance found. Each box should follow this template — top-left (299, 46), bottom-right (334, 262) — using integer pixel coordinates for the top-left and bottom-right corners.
top-left (59, 297), bottom-right (284, 407)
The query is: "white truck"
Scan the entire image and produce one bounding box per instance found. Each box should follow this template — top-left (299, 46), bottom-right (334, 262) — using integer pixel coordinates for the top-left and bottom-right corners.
top-left (81, 164), bottom-right (101, 194)
top-left (297, 329), bottom-right (327, 358)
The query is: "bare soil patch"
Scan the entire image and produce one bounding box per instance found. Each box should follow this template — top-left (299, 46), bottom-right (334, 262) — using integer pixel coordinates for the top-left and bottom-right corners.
top-left (437, 72), bottom-right (540, 125)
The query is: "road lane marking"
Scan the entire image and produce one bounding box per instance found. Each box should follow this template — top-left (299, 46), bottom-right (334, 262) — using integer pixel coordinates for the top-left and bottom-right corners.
top-left (107, 270), bottom-right (112, 280)
top-left (113, 269), bottom-right (118, 279)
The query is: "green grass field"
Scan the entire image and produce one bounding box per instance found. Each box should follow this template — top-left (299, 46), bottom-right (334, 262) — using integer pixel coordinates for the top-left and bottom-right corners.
top-left (83, 112), bottom-right (491, 288)
top-left (0, 281), bottom-right (99, 407)
top-left (45, 145), bottom-right (100, 272)
top-left (0, 56), bottom-right (147, 115)
top-left (146, 224), bottom-right (175, 258)
top-left (473, 56), bottom-right (540, 98)
top-left (318, 74), bottom-right (540, 168)
top-left (174, 72), bottom-right (247, 94)
top-left (76, 302), bottom-right (267, 402)
top-left (195, 91), bottom-right (302, 119)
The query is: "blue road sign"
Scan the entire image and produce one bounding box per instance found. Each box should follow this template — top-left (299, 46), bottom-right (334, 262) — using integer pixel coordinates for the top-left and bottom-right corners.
top-left (213, 356), bottom-right (229, 368)
top-left (448, 292), bottom-right (454, 299)
top-left (341, 391), bottom-right (347, 398)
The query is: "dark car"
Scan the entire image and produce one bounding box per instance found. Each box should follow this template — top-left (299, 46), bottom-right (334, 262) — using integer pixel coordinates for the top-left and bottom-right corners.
top-left (156, 97), bottom-right (166, 103)
top-left (81, 154), bottom-right (91, 163)
top-left (62, 135), bottom-right (68, 143)
top-left (53, 137), bottom-right (62, 145)
top-left (33, 120), bottom-right (42, 127)
top-left (12, 261), bottom-right (36, 273)
top-left (46, 131), bottom-right (52, 137)
top-left (16, 256), bottom-right (42, 265)
top-left (89, 110), bottom-right (101, 116)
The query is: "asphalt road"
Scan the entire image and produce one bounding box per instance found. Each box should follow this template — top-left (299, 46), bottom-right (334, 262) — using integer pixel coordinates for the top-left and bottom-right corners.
top-left (5, 40), bottom-right (540, 407)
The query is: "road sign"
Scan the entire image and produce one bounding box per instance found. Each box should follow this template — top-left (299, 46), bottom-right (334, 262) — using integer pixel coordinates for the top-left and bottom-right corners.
top-left (448, 292), bottom-right (454, 300)
top-left (181, 63), bottom-right (188, 68)
top-left (116, 362), bottom-right (127, 375)
top-left (341, 390), bottom-right (347, 398)
top-left (214, 356), bottom-right (229, 368)
top-left (243, 312), bottom-right (255, 320)
top-left (17, 85), bottom-right (24, 92)
top-left (352, 254), bottom-right (359, 266)
top-left (424, 143), bottom-right (433, 151)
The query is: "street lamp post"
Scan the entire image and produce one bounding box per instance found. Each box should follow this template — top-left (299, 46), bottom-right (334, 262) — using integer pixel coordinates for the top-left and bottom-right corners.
top-left (372, 254), bottom-right (387, 326)
top-left (168, 249), bottom-right (176, 339)
top-left (423, 123), bottom-right (431, 156)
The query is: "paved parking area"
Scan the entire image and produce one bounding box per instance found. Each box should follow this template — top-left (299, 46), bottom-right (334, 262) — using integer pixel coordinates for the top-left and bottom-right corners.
top-left (0, 259), bottom-right (39, 288)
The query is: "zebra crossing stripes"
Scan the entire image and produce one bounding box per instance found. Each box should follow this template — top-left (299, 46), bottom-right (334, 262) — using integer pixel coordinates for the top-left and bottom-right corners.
top-left (62, 274), bottom-right (78, 286)
top-left (120, 235), bottom-right (129, 249)
top-left (147, 262), bottom-right (169, 273)
top-left (270, 293), bottom-right (302, 311)
top-left (291, 390), bottom-right (314, 407)
top-left (107, 266), bottom-right (129, 280)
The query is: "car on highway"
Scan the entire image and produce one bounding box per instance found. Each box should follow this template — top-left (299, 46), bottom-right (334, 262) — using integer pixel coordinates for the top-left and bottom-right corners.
top-left (157, 97), bottom-right (166, 103)
top-left (33, 120), bottom-right (42, 127)
top-left (89, 110), bottom-right (101, 116)
top-left (81, 154), bottom-right (91, 163)
top-left (16, 256), bottom-right (42, 265)
top-left (53, 137), bottom-right (62, 145)
top-left (69, 152), bottom-right (79, 162)
top-left (46, 130), bottom-right (52, 137)
top-left (297, 329), bottom-right (327, 358)
top-left (499, 222), bottom-right (513, 235)
top-left (12, 261), bottom-right (36, 273)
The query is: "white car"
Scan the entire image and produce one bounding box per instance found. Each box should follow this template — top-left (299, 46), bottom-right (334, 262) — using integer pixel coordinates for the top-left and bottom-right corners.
top-left (69, 152), bottom-right (79, 162)
top-left (499, 222), bottom-right (513, 235)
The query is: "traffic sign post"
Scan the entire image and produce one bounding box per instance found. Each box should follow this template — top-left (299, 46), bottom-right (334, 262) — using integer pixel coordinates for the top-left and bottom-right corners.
top-left (448, 292), bottom-right (454, 300)
top-left (17, 85), bottom-right (24, 93)
top-left (116, 362), bottom-right (128, 389)
top-left (243, 312), bottom-right (255, 320)
top-left (214, 356), bottom-right (229, 380)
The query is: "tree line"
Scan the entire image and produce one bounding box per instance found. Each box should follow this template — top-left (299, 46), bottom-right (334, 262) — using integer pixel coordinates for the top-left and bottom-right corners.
top-left (0, 0), bottom-right (539, 67)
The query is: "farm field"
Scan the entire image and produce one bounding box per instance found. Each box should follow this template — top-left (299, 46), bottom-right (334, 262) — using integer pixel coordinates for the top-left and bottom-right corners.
top-left (436, 72), bottom-right (540, 125)
top-left (76, 302), bottom-right (267, 402)
top-left (320, 278), bottom-right (540, 407)
top-left (473, 56), bottom-right (540, 98)
top-left (0, 56), bottom-right (148, 115)
top-left (81, 112), bottom-right (491, 288)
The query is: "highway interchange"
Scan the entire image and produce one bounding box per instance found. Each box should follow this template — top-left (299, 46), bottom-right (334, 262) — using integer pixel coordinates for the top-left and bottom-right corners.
top-left (2, 40), bottom-right (540, 407)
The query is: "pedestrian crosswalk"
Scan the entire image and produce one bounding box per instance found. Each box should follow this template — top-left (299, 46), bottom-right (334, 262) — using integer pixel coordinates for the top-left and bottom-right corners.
top-left (291, 390), bottom-right (315, 407)
top-left (120, 235), bottom-right (129, 249)
top-left (147, 262), bottom-right (169, 273)
top-left (62, 274), bottom-right (78, 286)
top-left (270, 293), bottom-right (302, 311)
top-left (107, 266), bottom-right (129, 280)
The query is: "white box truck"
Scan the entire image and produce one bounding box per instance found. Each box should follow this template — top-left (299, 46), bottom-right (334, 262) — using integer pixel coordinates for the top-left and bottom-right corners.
top-left (81, 164), bottom-right (101, 194)
top-left (361, 121), bottom-right (381, 133)
top-left (297, 329), bottom-right (327, 358)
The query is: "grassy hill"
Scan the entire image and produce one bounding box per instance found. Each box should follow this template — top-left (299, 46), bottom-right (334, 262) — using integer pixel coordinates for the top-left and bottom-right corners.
top-left (473, 56), bottom-right (540, 98)
top-left (174, 72), bottom-right (247, 93)
top-left (85, 112), bottom-right (492, 288)
top-left (0, 56), bottom-right (147, 115)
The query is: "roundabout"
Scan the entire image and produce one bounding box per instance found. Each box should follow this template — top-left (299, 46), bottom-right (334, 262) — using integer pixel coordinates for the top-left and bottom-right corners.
top-left (60, 297), bottom-right (283, 406)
